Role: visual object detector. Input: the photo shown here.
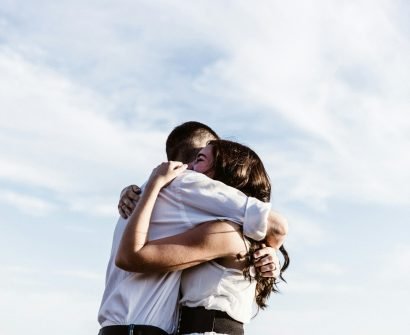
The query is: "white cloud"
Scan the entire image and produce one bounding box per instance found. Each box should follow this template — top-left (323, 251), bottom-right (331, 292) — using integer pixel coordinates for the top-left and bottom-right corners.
top-left (57, 269), bottom-right (101, 281)
top-left (67, 195), bottom-right (119, 218)
top-left (301, 261), bottom-right (347, 276)
top-left (0, 190), bottom-right (56, 216)
top-left (0, 48), bottom-right (166, 216)
top-left (0, 289), bottom-right (99, 335)
top-left (379, 243), bottom-right (410, 282)
top-left (0, 264), bottom-right (102, 334)
top-left (285, 214), bottom-right (327, 247)
top-left (188, 0), bottom-right (410, 207)
top-left (2, 0), bottom-right (409, 212)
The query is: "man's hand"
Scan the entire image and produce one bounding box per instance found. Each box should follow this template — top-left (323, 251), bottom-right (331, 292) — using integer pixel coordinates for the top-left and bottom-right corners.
top-left (253, 245), bottom-right (280, 279)
top-left (118, 185), bottom-right (141, 219)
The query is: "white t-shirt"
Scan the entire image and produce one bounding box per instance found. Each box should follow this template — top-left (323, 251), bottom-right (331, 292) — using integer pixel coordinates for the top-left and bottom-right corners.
top-left (98, 171), bottom-right (270, 334)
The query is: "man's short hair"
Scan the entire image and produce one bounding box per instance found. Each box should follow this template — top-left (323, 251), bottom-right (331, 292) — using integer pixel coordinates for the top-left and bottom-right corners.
top-left (166, 121), bottom-right (219, 163)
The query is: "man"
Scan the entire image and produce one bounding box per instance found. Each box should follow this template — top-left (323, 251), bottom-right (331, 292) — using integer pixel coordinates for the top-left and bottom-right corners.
top-left (98, 121), bottom-right (287, 335)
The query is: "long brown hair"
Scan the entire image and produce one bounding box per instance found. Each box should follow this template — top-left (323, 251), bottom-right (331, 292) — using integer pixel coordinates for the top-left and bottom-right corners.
top-left (209, 139), bottom-right (289, 309)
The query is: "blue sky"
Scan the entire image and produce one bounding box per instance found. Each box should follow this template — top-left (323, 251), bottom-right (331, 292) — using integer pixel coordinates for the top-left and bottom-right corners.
top-left (0, 1), bottom-right (409, 334)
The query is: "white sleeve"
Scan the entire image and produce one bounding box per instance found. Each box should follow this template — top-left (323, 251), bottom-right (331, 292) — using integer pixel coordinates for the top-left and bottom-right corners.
top-left (174, 171), bottom-right (270, 241)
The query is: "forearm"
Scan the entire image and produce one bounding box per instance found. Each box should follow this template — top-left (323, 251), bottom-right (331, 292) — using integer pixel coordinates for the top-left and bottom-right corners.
top-left (118, 221), bottom-right (246, 273)
top-left (116, 181), bottom-right (161, 268)
top-left (119, 240), bottom-right (213, 273)
top-left (265, 211), bottom-right (288, 248)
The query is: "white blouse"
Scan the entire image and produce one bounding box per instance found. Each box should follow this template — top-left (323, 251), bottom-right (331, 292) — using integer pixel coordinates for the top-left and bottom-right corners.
top-left (180, 260), bottom-right (256, 323)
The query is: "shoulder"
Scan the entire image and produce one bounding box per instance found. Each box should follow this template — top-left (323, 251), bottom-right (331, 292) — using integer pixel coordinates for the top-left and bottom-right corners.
top-left (173, 170), bottom-right (242, 194)
top-left (176, 170), bottom-right (211, 183)
top-left (169, 170), bottom-right (212, 189)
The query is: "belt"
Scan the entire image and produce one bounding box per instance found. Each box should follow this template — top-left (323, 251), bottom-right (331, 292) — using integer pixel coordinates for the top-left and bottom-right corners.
top-left (177, 306), bottom-right (244, 335)
top-left (98, 325), bottom-right (169, 335)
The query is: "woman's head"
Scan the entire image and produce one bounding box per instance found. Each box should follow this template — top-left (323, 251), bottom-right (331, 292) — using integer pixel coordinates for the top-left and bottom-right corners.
top-left (193, 140), bottom-right (271, 202)
top-left (191, 144), bottom-right (215, 178)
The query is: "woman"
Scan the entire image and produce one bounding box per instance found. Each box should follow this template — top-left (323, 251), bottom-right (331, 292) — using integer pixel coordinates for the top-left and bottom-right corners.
top-left (117, 140), bottom-right (289, 335)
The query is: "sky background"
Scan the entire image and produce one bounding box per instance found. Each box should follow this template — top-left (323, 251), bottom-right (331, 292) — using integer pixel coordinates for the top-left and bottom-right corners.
top-left (0, 0), bottom-right (409, 334)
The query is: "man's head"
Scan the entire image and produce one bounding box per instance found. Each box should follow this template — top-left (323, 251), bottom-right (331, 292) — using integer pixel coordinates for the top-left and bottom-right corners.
top-left (166, 121), bottom-right (219, 163)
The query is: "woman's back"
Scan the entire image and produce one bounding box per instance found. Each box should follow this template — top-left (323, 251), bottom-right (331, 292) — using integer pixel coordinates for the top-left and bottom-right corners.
top-left (180, 260), bottom-right (257, 324)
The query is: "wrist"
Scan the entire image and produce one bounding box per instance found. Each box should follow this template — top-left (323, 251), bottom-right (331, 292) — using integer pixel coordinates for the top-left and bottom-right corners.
top-left (145, 179), bottom-right (163, 193)
top-left (266, 212), bottom-right (288, 248)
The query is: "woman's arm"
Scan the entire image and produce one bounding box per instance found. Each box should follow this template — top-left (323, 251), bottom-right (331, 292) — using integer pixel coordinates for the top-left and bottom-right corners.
top-left (115, 161), bottom-right (187, 269)
top-left (116, 219), bottom-right (248, 273)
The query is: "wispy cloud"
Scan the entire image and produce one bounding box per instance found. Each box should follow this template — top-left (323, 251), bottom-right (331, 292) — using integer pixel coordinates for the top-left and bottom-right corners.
top-left (285, 214), bottom-right (327, 247)
top-left (1, 1), bottom-right (409, 209)
top-left (0, 190), bottom-right (56, 216)
top-left (0, 289), bottom-right (99, 335)
top-left (0, 48), bottom-right (166, 216)
top-left (379, 243), bottom-right (410, 283)
top-left (302, 261), bottom-right (347, 276)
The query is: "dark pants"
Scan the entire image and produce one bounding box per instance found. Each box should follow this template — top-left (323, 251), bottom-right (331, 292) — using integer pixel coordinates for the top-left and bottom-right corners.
top-left (177, 306), bottom-right (244, 335)
top-left (98, 325), bottom-right (169, 335)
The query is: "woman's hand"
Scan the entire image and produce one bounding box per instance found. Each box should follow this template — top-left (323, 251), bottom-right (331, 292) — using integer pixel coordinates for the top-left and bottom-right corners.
top-left (147, 161), bottom-right (188, 189)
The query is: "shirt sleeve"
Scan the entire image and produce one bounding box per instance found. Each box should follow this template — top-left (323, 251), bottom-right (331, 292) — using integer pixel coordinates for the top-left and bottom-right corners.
top-left (173, 171), bottom-right (271, 241)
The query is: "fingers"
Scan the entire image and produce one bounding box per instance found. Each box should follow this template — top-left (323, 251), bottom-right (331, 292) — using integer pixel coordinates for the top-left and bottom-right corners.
top-left (253, 246), bottom-right (276, 259)
top-left (118, 201), bottom-right (133, 219)
top-left (260, 270), bottom-right (279, 278)
top-left (168, 161), bottom-right (187, 172)
top-left (150, 161), bottom-right (188, 187)
top-left (164, 162), bottom-right (188, 185)
top-left (257, 261), bottom-right (280, 278)
top-left (253, 253), bottom-right (275, 268)
top-left (253, 246), bottom-right (280, 279)
top-left (154, 161), bottom-right (185, 174)
top-left (256, 258), bottom-right (280, 279)
top-left (125, 186), bottom-right (141, 201)
top-left (171, 161), bottom-right (188, 174)
top-left (121, 197), bottom-right (132, 208)
top-left (131, 185), bottom-right (141, 193)
top-left (119, 206), bottom-right (127, 219)
top-left (118, 184), bottom-right (141, 218)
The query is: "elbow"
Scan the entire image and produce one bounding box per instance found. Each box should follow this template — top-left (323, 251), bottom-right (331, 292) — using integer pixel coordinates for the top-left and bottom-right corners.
top-left (115, 251), bottom-right (132, 271)
top-left (115, 251), bottom-right (150, 273)
top-left (266, 211), bottom-right (288, 248)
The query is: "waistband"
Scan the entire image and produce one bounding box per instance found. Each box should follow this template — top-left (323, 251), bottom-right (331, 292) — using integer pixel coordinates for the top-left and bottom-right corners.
top-left (99, 325), bottom-right (169, 335)
top-left (177, 306), bottom-right (244, 335)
